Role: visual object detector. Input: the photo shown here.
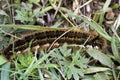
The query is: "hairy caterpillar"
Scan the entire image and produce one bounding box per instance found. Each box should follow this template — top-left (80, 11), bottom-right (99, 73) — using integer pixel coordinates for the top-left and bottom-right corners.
top-left (2, 29), bottom-right (107, 60)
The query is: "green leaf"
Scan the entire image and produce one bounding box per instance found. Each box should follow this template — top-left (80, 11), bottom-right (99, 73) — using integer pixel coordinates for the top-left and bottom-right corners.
top-left (0, 55), bottom-right (7, 65)
top-left (112, 3), bottom-right (119, 9)
top-left (39, 64), bottom-right (59, 68)
top-left (66, 67), bottom-right (72, 79)
top-left (87, 48), bottom-right (112, 68)
top-left (82, 77), bottom-right (95, 80)
top-left (0, 10), bottom-right (8, 16)
top-left (72, 67), bottom-right (79, 80)
top-left (0, 37), bottom-right (10, 50)
top-left (59, 43), bottom-right (72, 57)
top-left (33, 8), bottom-right (41, 17)
top-left (51, 20), bottom-right (63, 28)
top-left (94, 73), bottom-right (108, 80)
top-left (1, 62), bottom-right (10, 80)
top-left (15, 10), bottom-right (33, 22)
top-left (16, 52), bottom-right (34, 68)
top-left (85, 67), bottom-right (110, 74)
top-left (40, 6), bottom-right (53, 14)
top-left (111, 37), bottom-right (120, 63)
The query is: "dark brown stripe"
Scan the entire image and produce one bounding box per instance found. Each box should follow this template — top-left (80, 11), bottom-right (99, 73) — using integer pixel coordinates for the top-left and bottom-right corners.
top-left (2, 29), bottom-right (107, 60)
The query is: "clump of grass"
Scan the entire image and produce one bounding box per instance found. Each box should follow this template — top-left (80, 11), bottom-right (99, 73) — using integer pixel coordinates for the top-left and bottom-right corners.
top-left (11, 44), bottom-right (88, 80)
top-left (1, 44), bottom-right (116, 80)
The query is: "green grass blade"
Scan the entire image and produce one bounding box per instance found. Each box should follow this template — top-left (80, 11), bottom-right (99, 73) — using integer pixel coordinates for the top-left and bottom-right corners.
top-left (0, 55), bottom-right (7, 65)
top-left (1, 62), bottom-right (10, 80)
top-left (103, 0), bottom-right (111, 12)
top-left (0, 24), bottom-right (60, 30)
top-left (85, 66), bottom-right (110, 74)
top-left (111, 37), bottom-right (120, 63)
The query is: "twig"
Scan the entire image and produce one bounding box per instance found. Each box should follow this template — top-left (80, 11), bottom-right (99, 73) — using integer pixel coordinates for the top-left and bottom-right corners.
top-left (47, 28), bottom-right (74, 51)
top-left (79, 0), bottom-right (93, 9)
top-left (112, 14), bottom-right (120, 42)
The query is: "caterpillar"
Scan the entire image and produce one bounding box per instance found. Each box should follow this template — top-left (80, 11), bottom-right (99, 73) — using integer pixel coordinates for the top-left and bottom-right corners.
top-left (2, 29), bottom-right (107, 61)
